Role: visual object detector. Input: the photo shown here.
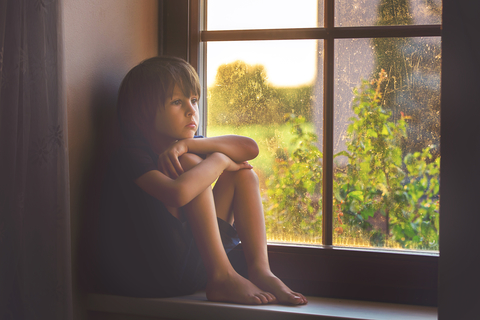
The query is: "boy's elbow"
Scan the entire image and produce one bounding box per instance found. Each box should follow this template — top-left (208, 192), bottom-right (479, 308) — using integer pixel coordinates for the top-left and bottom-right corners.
top-left (164, 182), bottom-right (196, 208)
top-left (174, 190), bottom-right (191, 208)
top-left (163, 196), bottom-right (188, 209)
top-left (164, 185), bottom-right (190, 208)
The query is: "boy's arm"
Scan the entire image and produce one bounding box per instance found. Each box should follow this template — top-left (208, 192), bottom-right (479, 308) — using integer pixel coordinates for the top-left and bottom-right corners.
top-left (136, 152), bottom-right (252, 208)
top-left (159, 135), bottom-right (259, 178)
top-left (185, 135), bottom-right (259, 162)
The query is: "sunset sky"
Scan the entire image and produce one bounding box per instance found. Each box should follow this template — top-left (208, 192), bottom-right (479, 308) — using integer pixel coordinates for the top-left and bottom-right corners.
top-left (206, 0), bottom-right (319, 87)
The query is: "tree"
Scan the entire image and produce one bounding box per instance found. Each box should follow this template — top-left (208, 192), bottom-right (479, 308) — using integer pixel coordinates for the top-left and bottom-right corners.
top-left (208, 61), bottom-right (314, 126)
top-left (208, 61), bottom-right (279, 126)
top-left (373, 0), bottom-right (441, 158)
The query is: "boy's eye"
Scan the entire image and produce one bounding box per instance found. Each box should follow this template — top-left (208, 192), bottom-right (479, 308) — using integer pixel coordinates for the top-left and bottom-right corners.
top-left (191, 98), bottom-right (198, 105)
top-left (172, 99), bottom-right (182, 105)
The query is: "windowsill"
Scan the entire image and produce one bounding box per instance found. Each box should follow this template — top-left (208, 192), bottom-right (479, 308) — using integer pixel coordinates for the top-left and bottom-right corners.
top-left (87, 292), bottom-right (437, 320)
top-left (267, 242), bottom-right (439, 257)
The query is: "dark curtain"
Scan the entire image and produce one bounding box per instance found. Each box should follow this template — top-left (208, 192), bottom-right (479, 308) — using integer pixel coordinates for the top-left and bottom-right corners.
top-left (0, 0), bottom-right (73, 319)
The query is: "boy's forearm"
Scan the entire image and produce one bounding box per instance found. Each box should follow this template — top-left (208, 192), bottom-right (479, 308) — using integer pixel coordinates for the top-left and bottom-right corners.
top-left (184, 135), bottom-right (259, 162)
top-left (136, 152), bottom-right (231, 208)
top-left (170, 152), bottom-right (230, 206)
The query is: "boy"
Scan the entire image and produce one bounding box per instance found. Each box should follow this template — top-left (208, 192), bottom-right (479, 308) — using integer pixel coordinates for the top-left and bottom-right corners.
top-left (98, 56), bottom-right (307, 305)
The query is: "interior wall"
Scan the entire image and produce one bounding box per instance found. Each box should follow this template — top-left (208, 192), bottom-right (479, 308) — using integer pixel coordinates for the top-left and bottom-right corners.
top-left (61, 1), bottom-right (158, 319)
top-left (439, 0), bottom-right (480, 319)
top-left (57, 0), bottom-right (480, 318)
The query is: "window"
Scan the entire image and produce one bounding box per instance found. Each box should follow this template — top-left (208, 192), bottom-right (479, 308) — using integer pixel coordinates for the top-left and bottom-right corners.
top-left (187, 0), bottom-right (441, 305)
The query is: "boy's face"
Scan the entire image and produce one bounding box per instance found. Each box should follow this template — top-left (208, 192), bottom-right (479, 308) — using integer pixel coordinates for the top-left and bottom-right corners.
top-left (154, 84), bottom-right (199, 142)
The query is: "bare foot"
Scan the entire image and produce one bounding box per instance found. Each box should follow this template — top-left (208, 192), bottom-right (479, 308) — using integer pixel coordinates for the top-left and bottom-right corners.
top-left (206, 270), bottom-right (276, 305)
top-left (249, 270), bottom-right (308, 305)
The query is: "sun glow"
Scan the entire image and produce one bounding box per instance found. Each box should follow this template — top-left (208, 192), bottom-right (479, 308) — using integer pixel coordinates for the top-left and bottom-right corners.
top-left (206, 0), bottom-right (319, 87)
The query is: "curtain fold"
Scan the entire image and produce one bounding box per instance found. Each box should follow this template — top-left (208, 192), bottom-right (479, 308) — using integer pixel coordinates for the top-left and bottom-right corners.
top-left (0, 0), bottom-right (72, 319)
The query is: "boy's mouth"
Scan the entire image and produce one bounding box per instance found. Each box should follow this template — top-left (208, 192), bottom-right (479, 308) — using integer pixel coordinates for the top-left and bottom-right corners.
top-left (186, 121), bottom-right (197, 129)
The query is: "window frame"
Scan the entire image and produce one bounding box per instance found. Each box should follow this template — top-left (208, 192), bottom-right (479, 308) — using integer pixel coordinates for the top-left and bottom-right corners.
top-left (184, 0), bottom-right (441, 306)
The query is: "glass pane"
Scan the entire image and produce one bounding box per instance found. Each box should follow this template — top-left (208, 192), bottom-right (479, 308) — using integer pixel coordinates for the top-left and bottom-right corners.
top-left (206, 40), bottom-right (324, 244)
top-left (335, 0), bottom-right (442, 27)
top-left (332, 37), bottom-right (441, 250)
top-left (207, 0), bottom-right (323, 30)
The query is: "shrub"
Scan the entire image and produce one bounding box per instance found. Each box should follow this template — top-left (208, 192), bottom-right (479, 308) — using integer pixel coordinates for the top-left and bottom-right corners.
top-left (264, 70), bottom-right (440, 249)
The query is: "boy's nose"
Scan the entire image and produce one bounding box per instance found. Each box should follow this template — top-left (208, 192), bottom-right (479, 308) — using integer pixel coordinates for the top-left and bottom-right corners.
top-left (186, 102), bottom-right (196, 115)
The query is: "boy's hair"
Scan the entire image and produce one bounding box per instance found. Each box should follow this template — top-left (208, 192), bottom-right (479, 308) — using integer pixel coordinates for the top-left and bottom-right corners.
top-left (117, 56), bottom-right (200, 142)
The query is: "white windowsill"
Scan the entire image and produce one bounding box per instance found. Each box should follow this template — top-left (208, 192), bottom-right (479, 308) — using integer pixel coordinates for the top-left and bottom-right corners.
top-left (87, 292), bottom-right (437, 320)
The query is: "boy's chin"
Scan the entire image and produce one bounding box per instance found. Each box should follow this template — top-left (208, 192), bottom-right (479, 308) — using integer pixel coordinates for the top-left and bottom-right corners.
top-left (177, 134), bottom-right (195, 140)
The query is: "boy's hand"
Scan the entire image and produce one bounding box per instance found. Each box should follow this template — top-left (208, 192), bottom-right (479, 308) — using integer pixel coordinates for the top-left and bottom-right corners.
top-left (219, 153), bottom-right (254, 172)
top-left (157, 140), bottom-right (188, 179)
top-left (225, 161), bottom-right (254, 172)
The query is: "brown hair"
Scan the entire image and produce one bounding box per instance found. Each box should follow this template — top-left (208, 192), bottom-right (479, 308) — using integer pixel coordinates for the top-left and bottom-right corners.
top-left (117, 56), bottom-right (200, 143)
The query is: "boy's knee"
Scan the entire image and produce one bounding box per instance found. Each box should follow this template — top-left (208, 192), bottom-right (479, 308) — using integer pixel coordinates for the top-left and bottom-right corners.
top-left (179, 153), bottom-right (203, 171)
top-left (226, 168), bottom-right (259, 186)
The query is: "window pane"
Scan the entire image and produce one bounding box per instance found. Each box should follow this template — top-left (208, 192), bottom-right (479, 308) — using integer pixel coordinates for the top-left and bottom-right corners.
top-left (206, 40), bottom-right (324, 244)
top-left (332, 37), bottom-right (441, 250)
top-left (335, 0), bottom-right (442, 27)
top-left (206, 0), bottom-right (323, 30)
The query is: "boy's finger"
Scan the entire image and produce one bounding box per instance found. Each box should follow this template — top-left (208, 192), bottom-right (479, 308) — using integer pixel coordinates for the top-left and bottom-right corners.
top-left (159, 161), bottom-right (178, 179)
top-left (238, 161), bottom-right (253, 170)
top-left (170, 155), bottom-right (184, 175)
top-left (166, 162), bottom-right (179, 179)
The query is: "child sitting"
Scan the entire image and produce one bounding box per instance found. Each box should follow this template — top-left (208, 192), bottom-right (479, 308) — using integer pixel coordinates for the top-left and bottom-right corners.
top-left (97, 56), bottom-right (307, 305)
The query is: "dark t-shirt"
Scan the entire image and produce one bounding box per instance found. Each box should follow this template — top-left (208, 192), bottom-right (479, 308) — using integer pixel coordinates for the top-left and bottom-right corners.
top-left (96, 138), bottom-right (206, 297)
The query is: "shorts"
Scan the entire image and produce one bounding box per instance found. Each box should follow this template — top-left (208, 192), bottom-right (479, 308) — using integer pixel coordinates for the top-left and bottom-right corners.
top-left (96, 207), bottom-right (246, 298)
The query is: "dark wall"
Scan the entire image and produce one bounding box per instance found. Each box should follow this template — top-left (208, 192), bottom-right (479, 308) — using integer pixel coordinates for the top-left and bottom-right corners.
top-left (62, 1), bottom-right (158, 319)
top-left (439, 0), bottom-right (480, 319)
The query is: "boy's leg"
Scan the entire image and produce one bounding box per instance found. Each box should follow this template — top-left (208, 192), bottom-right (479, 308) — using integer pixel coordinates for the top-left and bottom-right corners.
top-left (213, 169), bottom-right (308, 305)
top-left (178, 154), bottom-right (275, 305)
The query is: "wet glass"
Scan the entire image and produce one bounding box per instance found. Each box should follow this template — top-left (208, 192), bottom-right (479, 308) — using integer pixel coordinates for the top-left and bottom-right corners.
top-left (206, 0), bottom-right (323, 30)
top-left (206, 40), bottom-right (324, 244)
top-left (332, 37), bottom-right (441, 250)
top-left (335, 0), bottom-right (442, 27)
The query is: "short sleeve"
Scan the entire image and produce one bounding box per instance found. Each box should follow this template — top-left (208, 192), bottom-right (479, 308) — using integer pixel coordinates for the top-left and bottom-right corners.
top-left (121, 145), bottom-right (158, 182)
top-left (119, 137), bottom-right (202, 182)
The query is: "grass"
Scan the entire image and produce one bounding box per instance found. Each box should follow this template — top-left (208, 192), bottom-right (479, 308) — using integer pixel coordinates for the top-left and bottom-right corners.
top-left (207, 122), bottom-right (315, 178)
top-left (207, 122), bottom-right (437, 251)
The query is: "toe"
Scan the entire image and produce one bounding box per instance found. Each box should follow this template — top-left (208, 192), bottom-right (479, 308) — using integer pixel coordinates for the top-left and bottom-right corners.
top-left (296, 292), bottom-right (308, 305)
top-left (251, 295), bottom-right (263, 305)
top-left (266, 292), bottom-right (277, 303)
top-left (284, 292), bottom-right (305, 305)
top-left (261, 292), bottom-right (276, 303)
top-left (256, 293), bottom-right (270, 304)
top-left (291, 292), bottom-right (308, 305)
top-left (301, 295), bottom-right (308, 304)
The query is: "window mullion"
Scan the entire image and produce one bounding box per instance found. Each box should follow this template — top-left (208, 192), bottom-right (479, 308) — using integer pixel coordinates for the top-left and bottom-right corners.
top-left (201, 25), bottom-right (441, 42)
top-left (322, 0), bottom-right (334, 246)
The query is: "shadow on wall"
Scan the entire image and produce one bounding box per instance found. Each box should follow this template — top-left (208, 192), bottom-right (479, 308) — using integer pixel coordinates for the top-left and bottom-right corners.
top-left (76, 73), bottom-right (123, 295)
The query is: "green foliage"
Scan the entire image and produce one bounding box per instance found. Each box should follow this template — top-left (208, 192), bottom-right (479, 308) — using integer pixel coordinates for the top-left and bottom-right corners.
top-left (264, 114), bottom-right (322, 240)
top-left (264, 71), bottom-right (440, 250)
top-left (373, 0), bottom-right (441, 157)
top-left (275, 86), bottom-right (314, 122)
top-left (208, 122), bottom-right (315, 178)
top-left (392, 147), bottom-right (440, 249)
top-left (208, 61), bottom-right (313, 126)
top-left (376, 0), bottom-right (413, 26)
top-left (208, 61), bottom-right (276, 125)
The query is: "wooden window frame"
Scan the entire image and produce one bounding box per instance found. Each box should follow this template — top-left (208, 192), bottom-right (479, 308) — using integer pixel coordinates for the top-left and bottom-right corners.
top-left (159, 0), bottom-right (441, 306)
